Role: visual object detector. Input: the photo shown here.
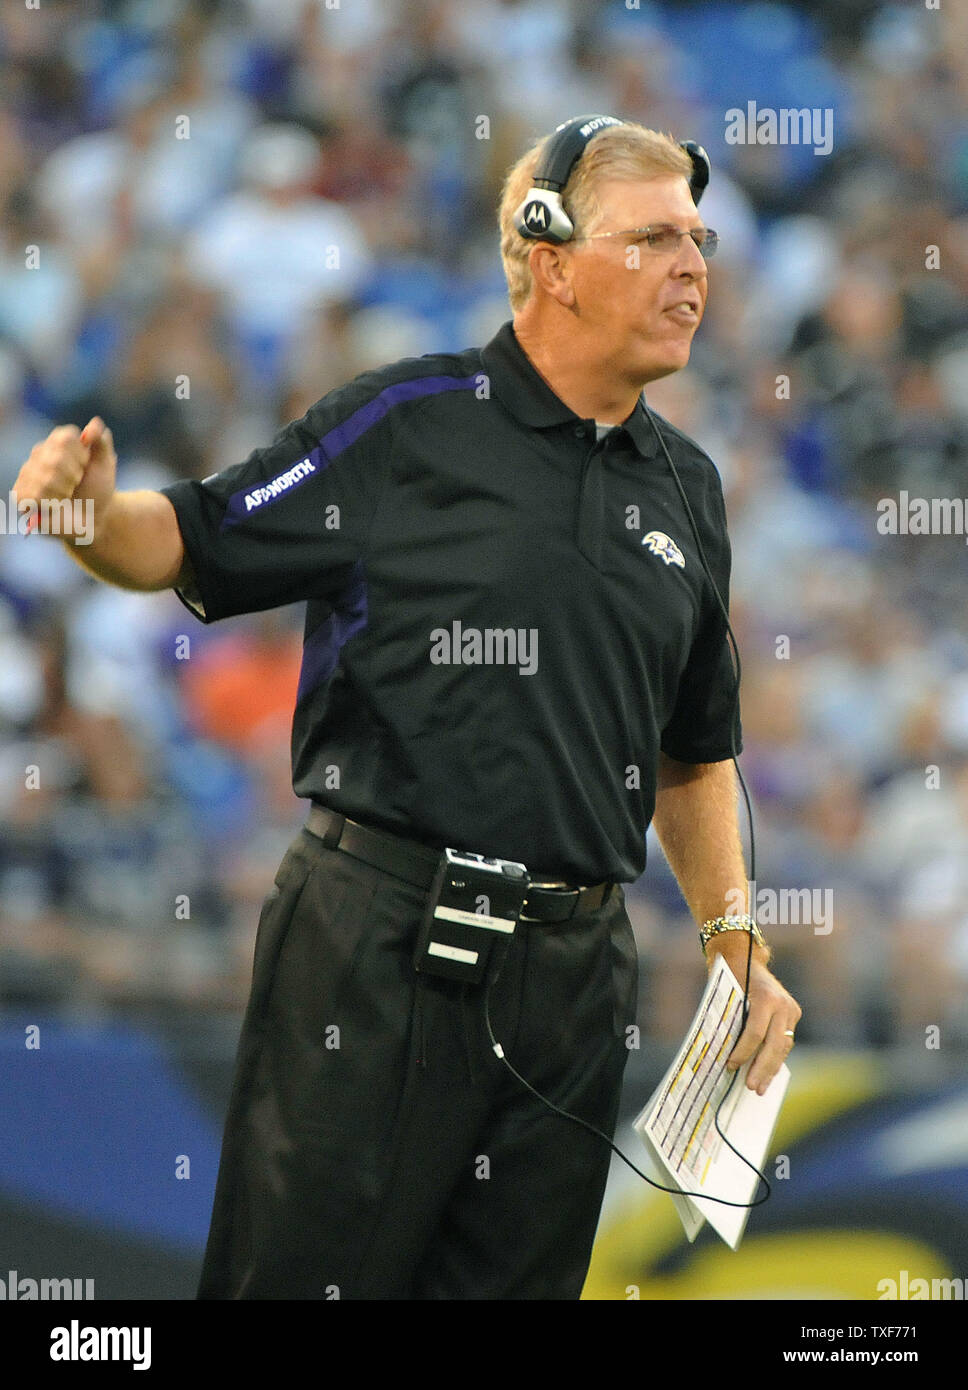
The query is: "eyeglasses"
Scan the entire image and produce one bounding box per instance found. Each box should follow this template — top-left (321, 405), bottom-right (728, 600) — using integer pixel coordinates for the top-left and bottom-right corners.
top-left (573, 223), bottom-right (719, 260)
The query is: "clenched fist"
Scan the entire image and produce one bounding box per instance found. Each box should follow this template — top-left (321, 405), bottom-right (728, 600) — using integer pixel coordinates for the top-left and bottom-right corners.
top-left (14, 417), bottom-right (117, 542)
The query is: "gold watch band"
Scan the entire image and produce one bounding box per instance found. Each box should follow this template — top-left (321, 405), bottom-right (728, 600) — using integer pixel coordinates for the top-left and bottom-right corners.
top-left (699, 914), bottom-right (766, 955)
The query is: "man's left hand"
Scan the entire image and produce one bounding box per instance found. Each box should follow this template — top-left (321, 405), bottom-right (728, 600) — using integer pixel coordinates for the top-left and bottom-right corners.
top-left (713, 954), bottom-right (802, 1095)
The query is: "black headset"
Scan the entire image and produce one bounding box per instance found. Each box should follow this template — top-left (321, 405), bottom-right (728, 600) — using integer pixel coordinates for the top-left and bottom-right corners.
top-left (512, 112), bottom-right (710, 244)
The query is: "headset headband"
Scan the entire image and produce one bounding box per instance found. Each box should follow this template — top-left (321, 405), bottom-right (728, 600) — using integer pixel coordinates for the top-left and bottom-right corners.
top-left (513, 113), bottom-right (710, 244)
top-left (532, 114), bottom-right (625, 191)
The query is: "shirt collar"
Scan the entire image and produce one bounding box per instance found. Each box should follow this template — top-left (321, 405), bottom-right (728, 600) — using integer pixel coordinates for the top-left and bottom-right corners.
top-left (480, 321), bottom-right (659, 459)
top-left (622, 396), bottom-right (663, 460)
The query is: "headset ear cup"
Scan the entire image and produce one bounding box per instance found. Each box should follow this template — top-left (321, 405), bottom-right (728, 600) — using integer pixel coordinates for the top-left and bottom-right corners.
top-left (513, 189), bottom-right (574, 244)
top-left (680, 140), bottom-right (710, 205)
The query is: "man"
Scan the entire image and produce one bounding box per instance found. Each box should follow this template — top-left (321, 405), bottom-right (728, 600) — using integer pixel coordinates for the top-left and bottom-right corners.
top-left (15, 118), bottom-right (801, 1300)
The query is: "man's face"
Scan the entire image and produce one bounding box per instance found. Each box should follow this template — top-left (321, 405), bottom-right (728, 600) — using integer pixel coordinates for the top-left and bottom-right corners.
top-left (564, 174), bottom-right (710, 385)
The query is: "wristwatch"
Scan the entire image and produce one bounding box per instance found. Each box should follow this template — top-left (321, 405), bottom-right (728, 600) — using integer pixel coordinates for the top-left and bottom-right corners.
top-left (699, 914), bottom-right (767, 956)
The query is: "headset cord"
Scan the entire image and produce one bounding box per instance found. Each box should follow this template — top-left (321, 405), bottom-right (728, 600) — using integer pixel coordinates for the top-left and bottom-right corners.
top-left (479, 406), bottom-right (771, 1210)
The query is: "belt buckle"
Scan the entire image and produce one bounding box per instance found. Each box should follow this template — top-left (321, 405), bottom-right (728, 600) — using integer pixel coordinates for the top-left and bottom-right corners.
top-left (520, 882), bottom-right (580, 922)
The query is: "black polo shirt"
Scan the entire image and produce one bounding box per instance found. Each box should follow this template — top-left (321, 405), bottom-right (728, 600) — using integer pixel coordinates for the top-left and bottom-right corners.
top-left (160, 320), bottom-right (740, 884)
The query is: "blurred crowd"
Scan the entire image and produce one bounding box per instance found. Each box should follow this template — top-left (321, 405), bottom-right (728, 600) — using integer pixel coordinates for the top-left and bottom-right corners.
top-left (1, 0), bottom-right (967, 1051)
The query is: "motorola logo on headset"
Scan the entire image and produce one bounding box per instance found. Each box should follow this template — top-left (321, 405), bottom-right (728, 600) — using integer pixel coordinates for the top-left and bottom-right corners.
top-left (522, 201), bottom-right (550, 232)
top-left (576, 114), bottom-right (623, 139)
top-left (512, 113), bottom-right (709, 246)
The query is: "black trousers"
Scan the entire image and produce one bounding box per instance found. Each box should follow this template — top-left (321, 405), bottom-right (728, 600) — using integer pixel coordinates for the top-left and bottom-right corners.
top-left (197, 825), bottom-right (639, 1299)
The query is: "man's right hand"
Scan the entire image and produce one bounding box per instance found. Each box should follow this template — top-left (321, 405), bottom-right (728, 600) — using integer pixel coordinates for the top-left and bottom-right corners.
top-left (14, 416), bottom-right (117, 541)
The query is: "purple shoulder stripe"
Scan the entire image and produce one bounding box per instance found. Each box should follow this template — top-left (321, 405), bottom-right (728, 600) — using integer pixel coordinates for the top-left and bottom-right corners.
top-left (218, 373), bottom-right (481, 532)
top-left (320, 373), bottom-right (481, 458)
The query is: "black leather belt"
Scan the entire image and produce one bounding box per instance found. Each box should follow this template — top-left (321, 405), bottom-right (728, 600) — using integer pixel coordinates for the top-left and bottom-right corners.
top-left (305, 804), bottom-right (612, 923)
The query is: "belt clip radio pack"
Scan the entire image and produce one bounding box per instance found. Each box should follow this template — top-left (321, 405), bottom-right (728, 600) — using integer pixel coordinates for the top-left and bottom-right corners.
top-left (414, 848), bottom-right (532, 984)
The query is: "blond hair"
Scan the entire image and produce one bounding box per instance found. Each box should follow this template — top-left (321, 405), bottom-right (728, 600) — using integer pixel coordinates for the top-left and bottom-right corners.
top-left (498, 122), bottom-right (695, 312)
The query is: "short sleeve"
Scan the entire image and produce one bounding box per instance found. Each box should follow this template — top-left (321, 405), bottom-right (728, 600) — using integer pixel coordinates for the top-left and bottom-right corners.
top-left (659, 476), bottom-right (742, 763)
top-left (160, 377), bottom-right (392, 623)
